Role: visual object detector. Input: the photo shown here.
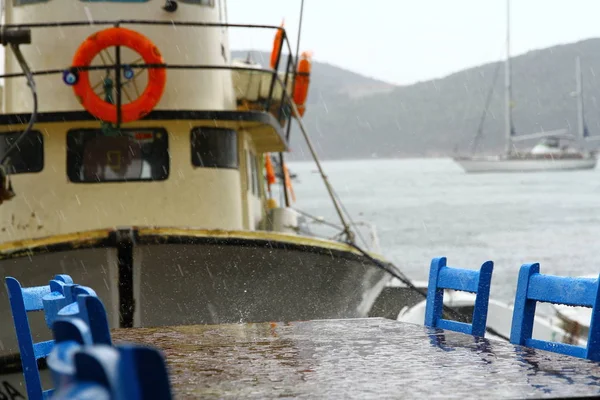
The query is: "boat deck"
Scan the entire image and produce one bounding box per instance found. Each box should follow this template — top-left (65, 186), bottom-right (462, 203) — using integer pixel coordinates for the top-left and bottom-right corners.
top-left (113, 318), bottom-right (600, 399)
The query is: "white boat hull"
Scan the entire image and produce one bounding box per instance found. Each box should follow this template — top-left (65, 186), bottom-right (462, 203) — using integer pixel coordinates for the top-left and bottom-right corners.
top-left (454, 157), bottom-right (597, 173)
top-left (397, 291), bottom-right (586, 345)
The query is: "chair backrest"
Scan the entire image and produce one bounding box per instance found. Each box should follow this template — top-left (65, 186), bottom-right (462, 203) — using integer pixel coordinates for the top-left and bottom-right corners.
top-left (5, 274), bottom-right (73, 400)
top-left (510, 263), bottom-right (600, 361)
top-left (49, 289), bottom-right (112, 346)
top-left (424, 257), bottom-right (494, 337)
top-left (48, 318), bottom-right (172, 400)
top-left (42, 277), bottom-right (97, 328)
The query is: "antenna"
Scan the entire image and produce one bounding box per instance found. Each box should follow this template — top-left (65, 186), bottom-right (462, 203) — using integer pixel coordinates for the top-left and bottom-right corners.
top-left (294, 0), bottom-right (305, 65)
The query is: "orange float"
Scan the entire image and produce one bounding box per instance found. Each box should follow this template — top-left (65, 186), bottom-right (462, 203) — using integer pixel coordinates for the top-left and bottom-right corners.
top-left (71, 27), bottom-right (166, 123)
top-left (270, 21), bottom-right (285, 69)
top-left (283, 163), bottom-right (296, 203)
top-left (265, 154), bottom-right (276, 188)
top-left (293, 51), bottom-right (312, 118)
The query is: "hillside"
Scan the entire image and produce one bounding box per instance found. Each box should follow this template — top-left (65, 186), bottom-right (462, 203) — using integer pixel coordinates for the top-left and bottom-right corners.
top-left (231, 50), bottom-right (395, 101)
top-left (236, 38), bottom-right (600, 160)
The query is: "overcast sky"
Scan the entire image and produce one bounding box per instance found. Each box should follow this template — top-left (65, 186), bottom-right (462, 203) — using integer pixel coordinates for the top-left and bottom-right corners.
top-left (228, 0), bottom-right (600, 85)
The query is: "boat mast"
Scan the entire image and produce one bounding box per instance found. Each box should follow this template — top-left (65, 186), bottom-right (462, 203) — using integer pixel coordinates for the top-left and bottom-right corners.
top-left (576, 56), bottom-right (586, 139)
top-left (504, 0), bottom-right (513, 156)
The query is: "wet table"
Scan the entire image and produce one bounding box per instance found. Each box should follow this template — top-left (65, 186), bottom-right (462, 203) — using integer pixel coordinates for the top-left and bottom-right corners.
top-left (113, 318), bottom-right (600, 399)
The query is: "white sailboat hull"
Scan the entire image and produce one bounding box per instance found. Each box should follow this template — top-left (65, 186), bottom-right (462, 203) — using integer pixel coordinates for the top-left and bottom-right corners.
top-left (397, 291), bottom-right (586, 346)
top-left (454, 156), bottom-right (597, 173)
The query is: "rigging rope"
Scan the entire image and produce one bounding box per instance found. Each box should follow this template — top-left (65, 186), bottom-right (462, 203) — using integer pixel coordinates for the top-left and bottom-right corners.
top-left (470, 59), bottom-right (502, 155)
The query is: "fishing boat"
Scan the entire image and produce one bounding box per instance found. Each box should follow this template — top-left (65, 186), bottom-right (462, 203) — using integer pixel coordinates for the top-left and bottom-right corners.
top-left (0, 0), bottom-right (392, 393)
top-left (453, 0), bottom-right (597, 173)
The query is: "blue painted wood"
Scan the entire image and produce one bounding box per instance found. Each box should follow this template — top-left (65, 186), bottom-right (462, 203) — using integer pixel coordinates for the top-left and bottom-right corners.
top-left (43, 281), bottom-right (97, 328)
top-left (59, 295), bottom-right (112, 346)
top-left (5, 274), bottom-right (104, 400)
top-left (5, 275), bottom-right (72, 400)
top-left (424, 257), bottom-right (445, 329)
top-left (526, 339), bottom-right (586, 359)
top-left (32, 340), bottom-right (55, 360)
top-left (437, 319), bottom-right (473, 335)
top-left (49, 320), bottom-right (172, 400)
top-left (510, 263), bottom-right (600, 361)
top-left (424, 257), bottom-right (494, 337)
top-left (527, 274), bottom-right (597, 307)
top-left (437, 267), bottom-right (479, 293)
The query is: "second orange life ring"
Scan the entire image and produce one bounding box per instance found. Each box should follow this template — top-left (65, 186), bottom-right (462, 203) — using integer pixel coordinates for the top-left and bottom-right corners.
top-left (293, 51), bottom-right (312, 118)
top-left (71, 27), bottom-right (167, 123)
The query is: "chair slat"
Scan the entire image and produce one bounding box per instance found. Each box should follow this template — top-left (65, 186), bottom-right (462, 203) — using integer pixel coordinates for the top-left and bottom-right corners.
top-left (438, 267), bottom-right (479, 293)
top-left (528, 274), bottom-right (597, 307)
top-left (437, 319), bottom-right (472, 335)
top-left (33, 340), bottom-right (55, 360)
top-left (526, 339), bottom-right (586, 359)
top-left (21, 286), bottom-right (52, 311)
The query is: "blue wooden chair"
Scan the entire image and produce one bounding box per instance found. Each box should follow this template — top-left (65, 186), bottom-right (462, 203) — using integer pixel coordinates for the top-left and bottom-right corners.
top-left (5, 275), bottom-right (100, 399)
top-left (5, 274), bottom-right (74, 400)
top-left (49, 318), bottom-right (172, 400)
top-left (510, 263), bottom-right (600, 361)
top-left (424, 257), bottom-right (494, 337)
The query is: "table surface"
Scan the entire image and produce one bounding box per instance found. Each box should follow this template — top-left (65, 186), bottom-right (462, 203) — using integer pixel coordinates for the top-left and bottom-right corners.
top-left (113, 318), bottom-right (600, 399)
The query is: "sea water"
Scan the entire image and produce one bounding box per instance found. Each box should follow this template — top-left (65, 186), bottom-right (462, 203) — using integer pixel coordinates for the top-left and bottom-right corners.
top-left (288, 158), bottom-right (600, 303)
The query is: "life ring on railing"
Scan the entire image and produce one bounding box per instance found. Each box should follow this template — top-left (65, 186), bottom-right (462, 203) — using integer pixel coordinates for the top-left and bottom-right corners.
top-left (69, 27), bottom-right (166, 123)
top-left (270, 21), bottom-right (285, 69)
top-left (293, 51), bottom-right (312, 118)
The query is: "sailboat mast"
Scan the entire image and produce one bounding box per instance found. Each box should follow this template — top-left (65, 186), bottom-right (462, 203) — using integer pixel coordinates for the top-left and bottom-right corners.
top-left (576, 56), bottom-right (585, 139)
top-left (504, 0), bottom-right (513, 156)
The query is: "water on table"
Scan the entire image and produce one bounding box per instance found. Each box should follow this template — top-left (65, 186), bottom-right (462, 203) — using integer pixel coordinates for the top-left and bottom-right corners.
top-left (113, 318), bottom-right (600, 399)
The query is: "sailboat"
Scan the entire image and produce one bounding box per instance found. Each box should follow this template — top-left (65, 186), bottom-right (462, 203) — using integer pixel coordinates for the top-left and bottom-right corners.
top-left (454, 0), bottom-right (597, 173)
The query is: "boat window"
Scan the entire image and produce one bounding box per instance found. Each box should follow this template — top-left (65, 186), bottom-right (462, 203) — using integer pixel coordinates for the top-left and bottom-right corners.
top-left (13, 0), bottom-right (48, 6)
top-left (179, 0), bottom-right (214, 6)
top-left (246, 150), bottom-right (253, 194)
top-left (246, 150), bottom-right (259, 195)
top-left (79, 0), bottom-right (149, 2)
top-left (252, 153), bottom-right (261, 196)
top-left (66, 128), bottom-right (169, 183)
top-left (0, 131), bottom-right (44, 174)
top-left (191, 127), bottom-right (238, 169)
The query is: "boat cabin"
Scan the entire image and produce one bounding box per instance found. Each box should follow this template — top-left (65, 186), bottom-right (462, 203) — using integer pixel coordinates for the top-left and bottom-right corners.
top-left (0, 0), bottom-right (301, 243)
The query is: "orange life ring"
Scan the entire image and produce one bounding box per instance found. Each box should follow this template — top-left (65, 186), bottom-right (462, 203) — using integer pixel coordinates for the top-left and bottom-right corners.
top-left (293, 51), bottom-right (312, 117)
top-left (71, 27), bottom-right (166, 123)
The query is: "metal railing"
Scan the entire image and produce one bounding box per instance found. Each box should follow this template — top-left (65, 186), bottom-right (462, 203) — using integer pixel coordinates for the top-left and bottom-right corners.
top-left (0, 20), bottom-right (301, 133)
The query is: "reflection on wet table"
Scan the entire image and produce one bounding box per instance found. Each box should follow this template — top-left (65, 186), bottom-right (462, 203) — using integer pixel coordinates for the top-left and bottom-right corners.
top-left (112, 318), bottom-right (600, 399)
